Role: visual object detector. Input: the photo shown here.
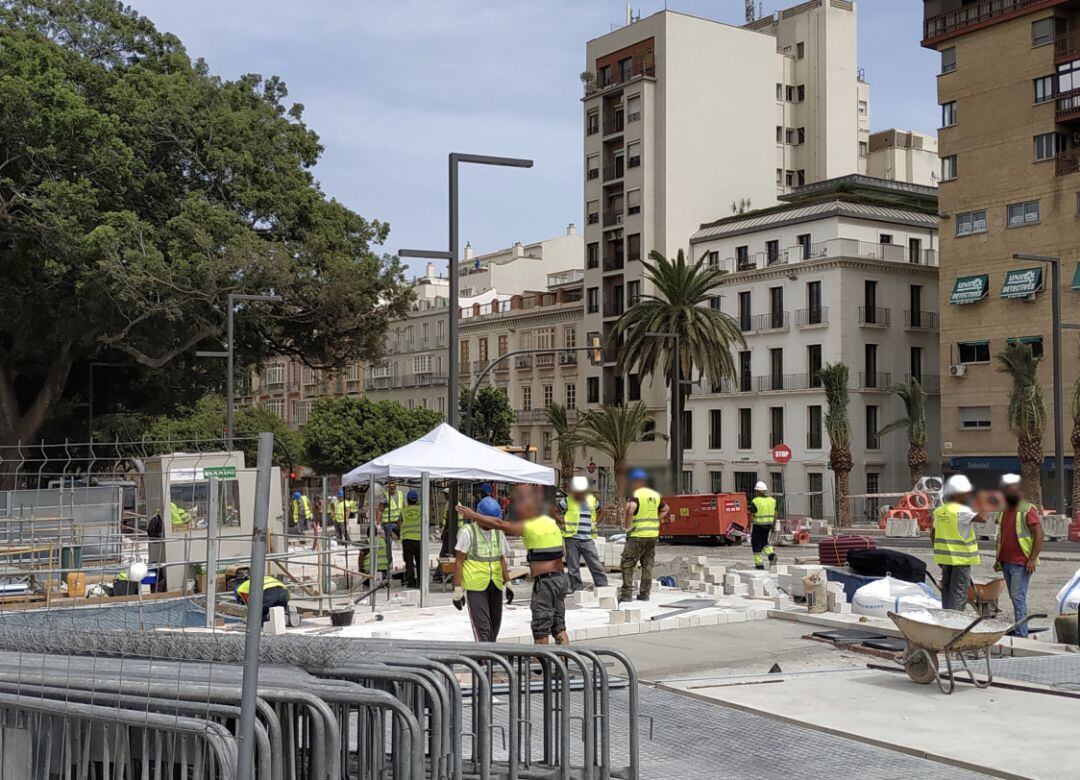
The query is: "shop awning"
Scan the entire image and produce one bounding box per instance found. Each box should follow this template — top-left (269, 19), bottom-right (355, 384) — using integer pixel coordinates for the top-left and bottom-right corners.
top-left (950, 274), bottom-right (988, 305)
top-left (1001, 267), bottom-right (1043, 299)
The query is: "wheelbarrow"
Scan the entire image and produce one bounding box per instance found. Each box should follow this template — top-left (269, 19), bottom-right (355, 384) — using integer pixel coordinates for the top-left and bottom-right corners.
top-left (888, 609), bottom-right (1046, 694)
top-left (967, 575), bottom-right (1006, 618)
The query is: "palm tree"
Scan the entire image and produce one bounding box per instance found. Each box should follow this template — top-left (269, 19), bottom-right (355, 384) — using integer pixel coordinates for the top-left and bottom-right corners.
top-left (1072, 375), bottom-right (1080, 514)
top-left (613, 249), bottom-right (745, 456)
top-left (578, 403), bottom-right (654, 515)
top-left (997, 342), bottom-right (1047, 506)
top-left (877, 378), bottom-right (929, 487)
top-left (546, 402), bottom-right (582, 489)
top-left (819, 363), bottom-right (853, 527)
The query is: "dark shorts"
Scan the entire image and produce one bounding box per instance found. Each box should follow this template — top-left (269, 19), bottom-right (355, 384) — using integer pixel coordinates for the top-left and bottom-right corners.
top-left (531, 572), bottom-right (568, 639)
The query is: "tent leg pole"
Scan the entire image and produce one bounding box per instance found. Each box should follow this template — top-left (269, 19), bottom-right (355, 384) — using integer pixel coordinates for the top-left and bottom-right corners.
top-left (420, 471), bottom-right (430, 608)
top-left (369, 475), bottom-right (377, 613)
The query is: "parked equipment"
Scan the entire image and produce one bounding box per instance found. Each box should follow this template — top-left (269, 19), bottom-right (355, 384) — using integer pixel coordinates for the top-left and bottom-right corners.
top-left (660, 493), bottom-right (750, 545)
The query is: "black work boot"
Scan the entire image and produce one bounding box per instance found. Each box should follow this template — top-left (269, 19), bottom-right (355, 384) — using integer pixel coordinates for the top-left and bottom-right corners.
top-left (768, 553), bottom-right (777, 565)
top-left (636, 593), bottom-right (650, 602)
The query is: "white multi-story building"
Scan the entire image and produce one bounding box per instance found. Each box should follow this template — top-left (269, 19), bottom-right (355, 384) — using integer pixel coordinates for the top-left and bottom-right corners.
top-left (864, 129), bottom-right (939, 187)
top-left (683, 175), bottom-right (941, 520)
top-left (580, 1), bottom-right (875, 474)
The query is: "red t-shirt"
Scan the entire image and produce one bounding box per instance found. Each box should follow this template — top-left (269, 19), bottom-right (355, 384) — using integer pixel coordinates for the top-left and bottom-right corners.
top-left (997, 506), bottom-right (1040, 565)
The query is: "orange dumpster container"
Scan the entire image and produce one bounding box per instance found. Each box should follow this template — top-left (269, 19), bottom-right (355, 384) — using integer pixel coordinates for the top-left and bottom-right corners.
top-left (660, 493), bottom-right (751, 545)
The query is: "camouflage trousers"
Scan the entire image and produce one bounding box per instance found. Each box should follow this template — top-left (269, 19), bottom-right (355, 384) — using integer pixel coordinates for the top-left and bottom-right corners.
top-left (619, 536), bottom-right (657, 599)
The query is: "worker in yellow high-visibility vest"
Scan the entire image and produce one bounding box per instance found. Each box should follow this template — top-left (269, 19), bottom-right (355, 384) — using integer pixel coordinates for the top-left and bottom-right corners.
top-left (330, 489), bottom-right (350, 542)
top-left (555, 476), bottom-right (608, 592)
top-left (235, 575), bottom-right (289, 622)
top-left (290, 492), bottom-right (313, 533)
top-left (931, 474), bottom-right (988, 610)
top-left (397, 490), bottom-right (424, 587)
top-left (452, 496), bottom-right (512, 641)
top-left (749, 481), bottom-right (778, 570)
top-left (378, 481), bottom-right (406, 571)
top-left (619, 470), bottom-right (667, 603)
top-left (994, 473), bottom-right (1043, 635)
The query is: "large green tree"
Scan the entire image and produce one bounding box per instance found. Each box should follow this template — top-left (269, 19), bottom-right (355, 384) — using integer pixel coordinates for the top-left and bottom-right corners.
top-left (878, 378), bottom-right (929, 486)
top-left (546, 402), bottom-right (582, 489)
top-left (819, 363), bottom-right (853, 526)
top-left (998, 342), bottom-right (1047, 506)
top-left (303, 396), bottom-right (442, 476)
top-left (0, 0), bottom-right (412, 448)
top-left (579, 403), bottom-right (655, 514)
top-left (460, 387), bottom-right (514, 446)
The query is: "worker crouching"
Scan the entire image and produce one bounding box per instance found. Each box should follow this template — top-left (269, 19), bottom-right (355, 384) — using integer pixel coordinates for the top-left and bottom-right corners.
top-left (452, 496), bottom-right (513, 642)
top-left (235, 575), bottom-right (289, 623)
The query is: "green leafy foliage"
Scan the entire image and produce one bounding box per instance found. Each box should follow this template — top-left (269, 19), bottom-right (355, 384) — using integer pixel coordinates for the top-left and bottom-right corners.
top-left (0, 0), bottom-right (412, 445)
top-left (303, 396), bottom-right (443, 476)
top-left (461, 387), bottom-right (514, 446)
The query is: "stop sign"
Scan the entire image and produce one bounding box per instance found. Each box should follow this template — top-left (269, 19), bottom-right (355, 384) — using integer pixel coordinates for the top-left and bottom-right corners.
top-left (771, 443), bottom-right (793, 464)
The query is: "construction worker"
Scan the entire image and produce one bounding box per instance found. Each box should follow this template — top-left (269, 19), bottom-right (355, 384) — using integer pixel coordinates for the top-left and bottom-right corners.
top-left (556, 476), bottom-right (609, 592)
top-left (331, 489), bottom-right (350, 542)
top-left (397, 490), bottom-right (424, 587)
top-left (994, 473), bottom-right (1043, 636)
top-left (359, 531), bottom-right (390, 580)
top-left (290, 491), bottom-right (313, 533)
top-left (235, 575), bottom-right (289, 623)
top-left (619, 469), bottom-right (667, 603)
top-left (170, 500), bottom-right (191, 529)
top-left (452, 496), bottom-right (513, 642)
top-left (931, 474), bottom-right (987, 610)
top-left (749, 481), bottom-right (778, 570)
top-left (379, 480), bottom-right (406, 570)
top-left (461, 485), bottom-right (569, 645)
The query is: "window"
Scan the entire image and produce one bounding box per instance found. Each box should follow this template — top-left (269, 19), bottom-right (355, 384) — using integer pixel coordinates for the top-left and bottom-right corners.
top-left (627, 141), bottom-right (641, 169)
top-left (738, 291), bottom-right (752, 331)
top-left (766, 239), bottom-right (780, 264)
top-left (681, 471), bottom-right (694, 494)
top-left (769, 407), bottom-right (784, 448)
top-left (776, 125), bottom-right (783, 144)
top-left (797, 85), bottom-right (806, 102)
top-left (1034, 75), bottom-right (1055, 103)
top-left (542, 384), bottom-right (554, 407)
top-left (866, 405), bottom-right (880, 449)
top-left (786, 85), bottom-right (795, 102)
top-left (710, 471), bottom-right (724, 493)
top-left (941, 154), bottom-right (957, 181)
top-left (586, 377), bottom-right (600, 404)
top-left (879, 234), bottom-right (893, 245)
top-left (1008, 336), bottom-right (1045, 359)
top-left (909, 237), bottom-right (922, 264)
top-left (776, 83), bottom-right (783, 101)
top-left (736, 245), bottom-right (750, 268)
top-left (769, 287), bottom-right (783, 328)
top-left (941, 101), bottom-right (957, 127)
top-left (587, 200), bottom-right (599, 224)
top-left (911, 346), bottom-right (923, 382)
top-left (957, 340), bottom-right (990, 363)
top-left (796, 41), bottom-right (805, 60)
top-left (859, 141), bottom-right (869, 157)
top-left (1007, 200), bottom-right (1041, 227)
top-left (709, 410), bottom-right (722, 449)
top-left (955, 210), bottom-right (987, 236)
top-left (864, 344), bottom-right (878, 386)
top-left (681, 410), bottom-right (692, 450)
top-left (771, 472), bottom-right (785, 517)
top-left (959, 406), bottom-right (992, 430)
top-left (626, 191), bottom-right (642, 219)
top-left (262, 398), bottom-right (286, 418)
top-left (586, 242), bottom-right (599, 269)
top-left (807, 281), bottom-right (822, 324)
top-left (738, 408), bottom-right (752, 449)
top-left (941, 47), bottom-right (956, 74)
top-left (739, 350), bottom-right (752, 392)
top-left (536, 327), bottom-right (556, 350)
top-left (797, 234), bottom-right (812, 259)
top-left (807, 344), bottom-right (822, 387)
top-left (627, 94), bottom-right (641, 122)
top-left (770, 348), bottom-right (784, 390)
top-left (785, 169), bottom-right (795, 187)
top-left (776, 168), bottom-right (784, 186)
top-left (864, 279), bottom-right (877, 315)
top-left (563, 326), bottom-right (577, 349)
top-left (866, 473), bottom-right (880, 519)
top-left (797, 127), bottom-right (806, 145)
top-left (587, 154), bottom-right (599, 180)
top-left (478, 337), bottom-right (488, 363)
top-left (521, 386), bottom-right (532, 411)
top-left (586, 287), bottom-right (599, 313)
top-left (1034, 132), bottom-right (1061, 161)
top-left (785, 128), bottom-right (796, 145)
top-left (797, 169), bottom-right (806, 186)
top-left (1032, 17), bottom-right (1057, 47)
top-left (265, 363), bottom-right (286, 386)
top-left (808, 405), bottom-right (823, 449)
top-left (628, 373), bottom-right (641, 401)
top-left (627, 279), bottom-right (641, 305)
top-left (498, 334), bottom-right (508, 356)
top-left (413, 354), bottom-right (432, 374)
top-left (910, 285), bottom-right (923, 327)
top-left (586, 110), bottom-right (599, 135)
top-left (460, 340), bottom-right (470, 364)
top-left (857, 99), bottom-right (867, 115)
top-left (627, 231), bottom-right (641, 260)
top-left (807, 472), bottom-right (824, 518)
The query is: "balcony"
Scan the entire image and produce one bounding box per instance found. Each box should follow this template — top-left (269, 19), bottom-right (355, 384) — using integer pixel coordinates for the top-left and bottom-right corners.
top-left (1057, 147), bottom-right (1080, 176)
top-left (906, 374), bottom-right (942, 394)
top-left (603, 252), bottom-right (625, 272)
top-left (714, 238), bottom-right (935, 275)
top-left (1058, 87), bottom-right (1080, 122)
top-left (793, 307), bottom-right (829, 327)
top-left (603, 161), bottom-right (625, 181)
top-left (584, 63), bottom-right (656, 96)
top-left (365, 376), bottom-right (392, 391)
top-left (603, 301), bottom-right (625, 318)
top-left (515, 355), bottom-right (534, 370)
top-left (858, 372), bottom-right (892, 390)
top-left (905, 310), bottom-right (940, 330)
top-left (536, 352), bottom-right (557, 369)
top-left (858, 306), bottom-right (891, 327)
top-left (1057, 26), bottom-right (1080, 60)
top-left (923, 0), bottom-right (1052, 44)
top-left (739, 312), bottom-right (790, 333)
top-left (602, 209), bottom-right (624, 227)
top-left (754, 373), bottom-right (822, 392)
top-left (516, 409), bottom-right (547, 424)
top-left (603, 115), bottom-right (625, 136)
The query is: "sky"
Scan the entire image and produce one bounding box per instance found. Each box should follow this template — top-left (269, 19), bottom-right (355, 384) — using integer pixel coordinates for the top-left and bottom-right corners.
top-left (127, 0), bottom-right (940, 274)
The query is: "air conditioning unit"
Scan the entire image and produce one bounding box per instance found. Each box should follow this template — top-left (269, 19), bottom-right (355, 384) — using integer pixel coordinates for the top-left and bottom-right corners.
top-left (948, 364), bottom-right (967, 377)
top-left (558, 352), bottom-right (576, 365)
top-left (1073, 130), bottom-right (1080, 145)
top-left (615, 214), bottom-right (624, 225)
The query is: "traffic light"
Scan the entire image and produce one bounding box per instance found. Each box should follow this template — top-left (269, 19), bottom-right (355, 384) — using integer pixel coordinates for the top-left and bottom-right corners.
top-left (588, 334), bottom-right (603, 365)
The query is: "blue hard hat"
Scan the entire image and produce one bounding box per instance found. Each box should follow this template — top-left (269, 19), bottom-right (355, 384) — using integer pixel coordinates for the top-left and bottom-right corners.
top-left (337, 489), bottom-right (344, 498)
top-left (478, 482), bottom-right (493, 495)
top-left (477, 496), bottom-right (503, 519)
top-left (292, 491), bottom-right (301, 500)
top-left (628, 469), bottom-right (648, 483)
top-left (406, 489), bottom-right (419, 501)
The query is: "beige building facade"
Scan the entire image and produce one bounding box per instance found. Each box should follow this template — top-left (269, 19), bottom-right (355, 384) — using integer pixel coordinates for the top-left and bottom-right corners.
top-left (923, 0), bottom-right (1080, 503)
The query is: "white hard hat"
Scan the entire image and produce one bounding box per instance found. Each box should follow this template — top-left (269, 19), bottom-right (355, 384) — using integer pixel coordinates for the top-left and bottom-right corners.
top-left (999, 473), bottom-right (1021, 488)
top-left (944, 474), bottom-right (974, 496)
top-left (754, 481), bottom-right (768, 492)
top-left (570, 476), bottom-right (589, 493)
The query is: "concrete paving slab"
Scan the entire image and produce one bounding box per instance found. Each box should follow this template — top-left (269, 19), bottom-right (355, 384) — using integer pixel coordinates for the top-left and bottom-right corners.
top-left (674, 668), bottom-right (1074, 779)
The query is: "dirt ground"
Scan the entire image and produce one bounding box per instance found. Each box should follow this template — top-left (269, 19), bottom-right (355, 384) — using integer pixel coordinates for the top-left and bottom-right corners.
top-left (652, 540), bottom-right (1080, 625)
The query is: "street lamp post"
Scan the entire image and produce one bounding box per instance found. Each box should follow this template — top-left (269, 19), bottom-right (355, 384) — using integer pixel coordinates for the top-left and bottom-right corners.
top-left (1013, 254), bottom-right (1068, 516)
top-left (644, 331), bottom-right (686, 492)
top-left (196, 292), bottom-right (282, 450)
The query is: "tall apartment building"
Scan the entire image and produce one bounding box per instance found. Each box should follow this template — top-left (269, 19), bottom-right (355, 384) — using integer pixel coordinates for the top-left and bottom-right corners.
top-left (580, 1), bottom-right (869, 471)
top-left (922, 0), bottom-right (1080, 501)
top-left (864, 129), bottom-right (940, 186)
top-left (685, 175), bottom-right (941, 518)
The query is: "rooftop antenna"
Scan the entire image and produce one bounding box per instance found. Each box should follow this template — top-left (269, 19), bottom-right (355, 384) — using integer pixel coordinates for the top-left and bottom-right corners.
top-left (746, 0), bottom-right (756, 23)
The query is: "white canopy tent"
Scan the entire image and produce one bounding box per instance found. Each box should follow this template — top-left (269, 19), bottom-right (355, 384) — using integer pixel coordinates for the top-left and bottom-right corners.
top-left (342, 424), bottom-right (556, 607)
top-left (342, 423), bottom-right (557, 487)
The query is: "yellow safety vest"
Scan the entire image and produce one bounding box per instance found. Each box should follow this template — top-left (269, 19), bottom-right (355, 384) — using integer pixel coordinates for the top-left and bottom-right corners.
top-left (385, 489), bottom-right (405, 523)
top-left (996, 501), bottom-right (1039, 564)
top-left (563, 495), bottom-right (599, 539)
top-left (399, 504), bottom-right (423, 541)
top-left (291, 496), bottom-right (313, 524)
top-left (752, 496), bottom-right (777, 526)
top-left (236, 576), bottom-right (287, 601)
top-left (461, 523), bottom-right (505, 591)
top-left (370, 535), bottom-right (389, 572)
top-left (933, 502), bottom-right (980, 566)
top-left (523, 515), bottom-right (564, 559)
top-left (630, 488), bottom-right (662, 538)
top-left (332, 499), bottom-right (346, 524)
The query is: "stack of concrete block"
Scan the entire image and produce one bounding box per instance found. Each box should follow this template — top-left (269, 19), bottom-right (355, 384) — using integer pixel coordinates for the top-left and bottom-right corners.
top-left (572, 590), bottom-right (599, 608)
top-left (776, 564), bottom-right (825, 599)
top-left (600, 541), bottom-right (625, 568)
top-left (884, 516), bottom-right (919, 538)
top-left (825, 581), bottom-right (852, 614)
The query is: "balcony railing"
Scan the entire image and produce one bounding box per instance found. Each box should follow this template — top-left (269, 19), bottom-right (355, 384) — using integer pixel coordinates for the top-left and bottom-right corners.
top-left (516, 409), bottom-right (546, 424)
top-left (904, 310), bottom-right (940, 330)
top-left (603, 161), bottom-right (625, 181)
top-left (923, 0), bottom-right (1046, 42)
top-left (603, 116), bottom-right (625, 136)
top-left (739, 311), bottom-right (790, 333)
top-left (603, 253), bottom-right (624, 272)
top-left (603, 301), bottom-right (625, 318)
top-left (515, 355), bottom-right (533, 370)
top-left (536, 352), bottom-right (557, 369)
top-left (858, 372), bottom-right (892, 390)
top-left (754, 373), bottom-right (821, 392)
top-left (1057, 28), bottom-right (1080, 60)
top-left (365, 373), bottom-right (447, 392)
top-left (793, 307), bottom-right (829, 327)
top-left (603, 209), bottom-right (624, 227)
top-left (584, 63), bottom-right (656, 96)
top-left (715, 237), bottom-right (936, 275)
top-left (858, 306), bottom-right (891, 327)
top-left (906, 373), bottom-right (942, 394)
top-left (1057, 147), bottom-right (1080, 176)
top-left (1056, 86), bottom-right (1080, 120)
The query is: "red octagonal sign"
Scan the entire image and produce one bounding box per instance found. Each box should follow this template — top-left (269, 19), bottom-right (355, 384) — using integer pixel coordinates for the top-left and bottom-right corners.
top-left (771, 443), bottom-right (793, 464)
